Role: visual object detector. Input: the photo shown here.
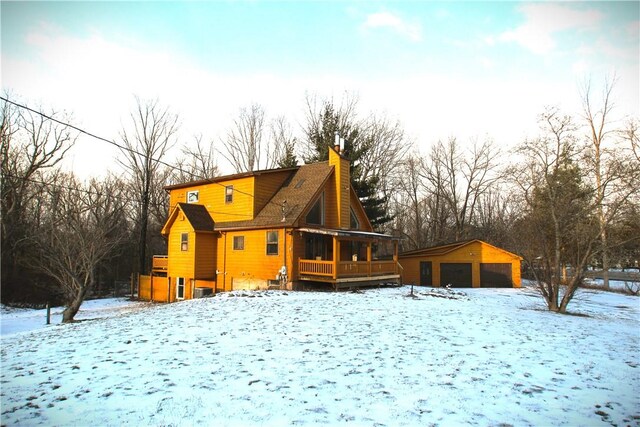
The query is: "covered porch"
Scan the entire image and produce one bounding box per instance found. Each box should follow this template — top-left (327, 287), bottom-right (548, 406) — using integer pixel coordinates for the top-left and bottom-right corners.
top-left (297, 228), bottom-right (401, 289)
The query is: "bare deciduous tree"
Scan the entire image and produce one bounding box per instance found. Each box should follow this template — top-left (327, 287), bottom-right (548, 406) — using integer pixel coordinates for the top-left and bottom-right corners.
top-left (510, 108), bottom-right (600, 313)
top-left (221, 104), bottom-right (274, 172)
top-left (395, 154), bottom-right (427, 249)
top-left (172, 135), bottom-right (220, 183)
top-left (1, 96), bottom-right (76, 302)
top-left (580, 76), bottom-right (617, 288)
top-left (118, 97), bottom-right (179, 275)
top-left (271, 115), bottom-right (298, 168)
top-left (622, 118), bottom-right (640, 162)
top-left (427, 137), bottom-right (502, 241)
top-left (33, 174), bottom-right (128, 322)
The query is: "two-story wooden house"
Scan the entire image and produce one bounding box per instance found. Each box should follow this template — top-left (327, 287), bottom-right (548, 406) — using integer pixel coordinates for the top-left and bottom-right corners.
top-left (139, 146), bottom-right (400, 302)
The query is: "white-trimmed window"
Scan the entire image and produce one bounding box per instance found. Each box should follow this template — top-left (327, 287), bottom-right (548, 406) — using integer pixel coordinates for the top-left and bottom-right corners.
top-left (176, 277), bottom-right (185, 300)
top-left (181, 233), bottom-right (188, 251)
top-left (233, 236), bottom-right (245, 250)
top-left (225, 185), bottom-right (233, 203)
top-left (187, 190), bottom-right (199, 203)
top-left (266, 231), bottom-right (278, 255)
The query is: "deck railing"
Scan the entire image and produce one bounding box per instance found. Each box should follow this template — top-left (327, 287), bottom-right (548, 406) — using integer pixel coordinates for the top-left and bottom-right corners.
top-left (298, 259), bottom-right (398, 279)
top-left (152, 255), bottom-right (168, 273)
top-left (299, 259), bottom-right (334, 276)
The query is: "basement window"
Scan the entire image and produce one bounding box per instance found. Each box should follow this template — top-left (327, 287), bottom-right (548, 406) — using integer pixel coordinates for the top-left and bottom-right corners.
top-left (225, 185), bottom-right (233, 203)
top-left (266, 231), bottom-right (278, 255)
top-left (181, 233), bottom-right (188, 251)
top-left (233, 236), bottom-right (245, 251)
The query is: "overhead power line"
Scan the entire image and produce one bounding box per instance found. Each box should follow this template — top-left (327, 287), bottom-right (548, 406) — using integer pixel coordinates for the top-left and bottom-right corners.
top-left (0, 95), bottom-right (270, 204)
top-left (2, 172), bottom-right (253, 218)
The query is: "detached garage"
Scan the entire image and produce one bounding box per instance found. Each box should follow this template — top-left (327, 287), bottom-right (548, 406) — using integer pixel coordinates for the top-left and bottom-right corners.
top-left (399, 240), bottom-right (522, 288)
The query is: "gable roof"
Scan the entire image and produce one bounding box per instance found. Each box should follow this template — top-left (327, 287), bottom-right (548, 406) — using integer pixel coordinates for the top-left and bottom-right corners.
top-left (161, 203), bottom-right (215, 235)
top-left (215, 162), bottom-right (334, 230)
top-left (399, 239), bottom-right (522, 259)
top-left (164, 166), bottom-right (299, 191)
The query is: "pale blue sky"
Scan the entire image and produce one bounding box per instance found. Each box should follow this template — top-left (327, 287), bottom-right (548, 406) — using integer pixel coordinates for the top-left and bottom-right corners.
top-left (2, 1), bottom-right (638, 176)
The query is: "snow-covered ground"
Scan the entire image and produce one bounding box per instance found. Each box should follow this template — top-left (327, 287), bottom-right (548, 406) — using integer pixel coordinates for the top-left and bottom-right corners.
top-left (0, 298), bottom-right (149, 336)
top-left (1, 286), bottom-right (639, 426)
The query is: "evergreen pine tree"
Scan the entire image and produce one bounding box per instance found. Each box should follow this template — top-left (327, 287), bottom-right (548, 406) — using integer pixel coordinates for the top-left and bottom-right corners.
top-left (304, 101), bottom-right (392, 229)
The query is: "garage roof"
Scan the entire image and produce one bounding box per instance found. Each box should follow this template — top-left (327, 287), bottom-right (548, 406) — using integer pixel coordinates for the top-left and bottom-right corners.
top-left (399, 239), bottom-right (522, 259)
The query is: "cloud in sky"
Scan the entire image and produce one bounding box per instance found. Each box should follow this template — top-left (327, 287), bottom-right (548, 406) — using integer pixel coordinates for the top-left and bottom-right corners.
top-left (497, 3), bottom-right (604, 54)
top-left (361, 11), bottom-right (422, 42)
top-left (2, 2), bottom-right (637, 179)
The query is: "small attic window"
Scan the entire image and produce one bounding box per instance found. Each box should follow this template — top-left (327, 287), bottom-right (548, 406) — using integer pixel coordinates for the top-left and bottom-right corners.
top-left (187, 190), bottom-right (199, 203)
top-left (225, 185), bottom-right (233, 203)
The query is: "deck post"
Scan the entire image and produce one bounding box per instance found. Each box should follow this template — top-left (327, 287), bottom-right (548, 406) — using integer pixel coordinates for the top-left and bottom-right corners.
top-left (333, 238), bottom-right (338, 280)
top-left (393, 241), bottom-right (399, 274)
top-left (367, 242), bottom-right (372, 277)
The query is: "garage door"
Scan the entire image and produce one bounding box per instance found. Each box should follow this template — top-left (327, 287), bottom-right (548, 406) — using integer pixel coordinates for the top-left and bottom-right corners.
top-left (440, 263), bottom-right (472, 288)
top-left (480, 263), bottom-right (512, 288)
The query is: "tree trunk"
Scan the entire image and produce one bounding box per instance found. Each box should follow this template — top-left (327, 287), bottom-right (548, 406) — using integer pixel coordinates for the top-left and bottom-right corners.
top-left (62, 289), bottom-right (86, 323)
top-left (601, 229), bottom-right (610, 289)
top-left (138, 190), bottom-right (149, 275)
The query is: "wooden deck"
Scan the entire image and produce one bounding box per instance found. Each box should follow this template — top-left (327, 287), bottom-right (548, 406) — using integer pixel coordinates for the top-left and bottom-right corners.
top-left (298, 259), bottom-right (401, 289)
top-left (151, 255), bottom-right (168, 275)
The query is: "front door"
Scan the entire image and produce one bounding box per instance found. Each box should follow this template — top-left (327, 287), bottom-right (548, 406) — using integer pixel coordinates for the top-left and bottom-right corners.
top-left (176, 277), bottom-right (185, 300)
top-left (420, 261), bottom-right (432, 286)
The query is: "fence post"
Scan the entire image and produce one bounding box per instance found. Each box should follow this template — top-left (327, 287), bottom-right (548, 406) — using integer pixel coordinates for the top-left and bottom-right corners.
top-left (46, 302), bottom-right (51, 325)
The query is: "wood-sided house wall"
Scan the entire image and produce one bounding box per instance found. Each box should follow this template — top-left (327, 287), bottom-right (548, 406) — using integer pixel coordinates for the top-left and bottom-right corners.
top-left (215, 227), bottom-right (295, 292)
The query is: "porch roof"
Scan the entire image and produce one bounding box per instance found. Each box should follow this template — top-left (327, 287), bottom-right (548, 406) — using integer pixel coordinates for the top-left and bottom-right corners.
top-left (298, 227), bottom-right (397, 241)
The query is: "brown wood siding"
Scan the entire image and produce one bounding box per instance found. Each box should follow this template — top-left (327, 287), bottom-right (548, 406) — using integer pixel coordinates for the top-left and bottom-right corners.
top-left (169, 176), bottom-right (256, 223)
top-left (253, 170), bottom-right (292, 214)
top-left (291, 231), bottom-right (305, 280)
top-left (194, 233), bottom-right (216, 279)
top-left (350, 189), bottom-right (372, 232)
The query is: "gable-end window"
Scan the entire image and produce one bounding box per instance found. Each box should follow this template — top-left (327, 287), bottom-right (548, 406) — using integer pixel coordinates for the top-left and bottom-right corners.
top-left (305, 193), bottom-right (324, 225)
top-left (266, 231), bottom-right (278, 255)
top-left (187, 190), bottom-right (199, 203)
top-left (181, 233), bottom-right (188, 251)
top-left (350, 208), bottom-right (360, 230)
top-left (233, 236), bottom-right (244, 250)
top-left (225, 185), bottom-right (233, 203)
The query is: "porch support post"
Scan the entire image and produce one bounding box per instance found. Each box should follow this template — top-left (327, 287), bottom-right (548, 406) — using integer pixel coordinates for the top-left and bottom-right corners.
top-left (333, 237), bottom-right (338, 280)
top-left (393, 240), bottom-right (399, 274)
top-left (367, 241), bottom-right (372, 277)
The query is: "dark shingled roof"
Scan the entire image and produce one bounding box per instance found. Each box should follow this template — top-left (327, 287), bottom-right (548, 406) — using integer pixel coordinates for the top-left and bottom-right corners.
top-left (399, 239), bottom-right (522, 259)
top-left (177, 203), bottom-right (215, 231)
top-left (215, 162), bottom-right (334, 230)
